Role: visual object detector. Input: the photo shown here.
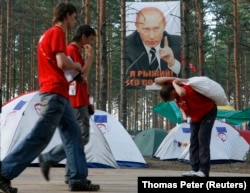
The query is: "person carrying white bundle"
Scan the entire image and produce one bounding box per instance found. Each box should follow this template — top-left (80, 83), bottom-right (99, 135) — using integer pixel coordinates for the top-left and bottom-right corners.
top-left (155, 76), bottom-right (218, 177)
top-left (155, 76), bottom-right (229, 106)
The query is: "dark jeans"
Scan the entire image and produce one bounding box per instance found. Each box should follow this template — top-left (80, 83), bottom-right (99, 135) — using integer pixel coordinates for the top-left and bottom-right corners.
top-left (189, 105), bottom-right (217, 176)
top-left (41, 105), bottom-right (90, 180)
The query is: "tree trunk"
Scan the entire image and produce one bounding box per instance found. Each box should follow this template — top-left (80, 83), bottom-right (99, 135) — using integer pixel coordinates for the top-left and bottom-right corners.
top-left (94, 1), bottom-right (100, 109)
top-left (182, 0), bottom-right (191, 78)
top-left (82, 0), bottom-right (90, 24)
top-left (20, 16), bottom-right (24, 93)
top-left (99, 0), bottom-right (108, 111)
top-left (194, 0), bottom-right (204, 76)
top-left (6, 0), bottom-right (11, 100)
top-left (120, 0), bottom-right (127, 127)
top-left (233, 0), bottom-right (240, 110)
top-left (107, 22), bottom-right (112, 113)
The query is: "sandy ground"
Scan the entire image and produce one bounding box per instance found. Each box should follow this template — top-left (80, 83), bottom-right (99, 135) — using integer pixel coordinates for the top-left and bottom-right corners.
top-left (145, 157), bottom-right (250, 174)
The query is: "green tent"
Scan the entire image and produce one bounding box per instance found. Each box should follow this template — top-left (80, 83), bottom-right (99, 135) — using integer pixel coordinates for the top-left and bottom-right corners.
top-left (134, 128), bottom-right (167, 157)
top-left (217, 108), bottom-right (250, 125)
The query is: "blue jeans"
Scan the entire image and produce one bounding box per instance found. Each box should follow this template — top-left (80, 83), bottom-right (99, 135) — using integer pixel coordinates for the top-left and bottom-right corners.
top-left (1, 93), bottom-right (88, 184)
top-left (42, 106), bottom-right (90, 179)
top-left (189, 104), bottom-right (217, 176)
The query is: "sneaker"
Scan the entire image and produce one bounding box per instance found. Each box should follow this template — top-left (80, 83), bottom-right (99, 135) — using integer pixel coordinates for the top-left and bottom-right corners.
top-left (182, 170), bottom-right (196, 177)
top-left (193, 171), bottom-right (206, 177)
top-left (38, 154), bottom-right (51, 181)
top-left (69, 180), bottom-right (100, 191)
top-left (0, 178), bottom-right (18, 193)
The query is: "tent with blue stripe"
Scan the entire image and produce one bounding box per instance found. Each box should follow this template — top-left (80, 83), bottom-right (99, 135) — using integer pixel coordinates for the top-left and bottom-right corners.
top-left (92, 110), bottom-right (147, 168)
top-left (155, 120), bottom-right (250, 164)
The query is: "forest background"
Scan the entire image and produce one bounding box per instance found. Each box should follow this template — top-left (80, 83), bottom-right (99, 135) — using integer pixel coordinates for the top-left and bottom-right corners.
top-left (0, 0), bottom-right (250, 134)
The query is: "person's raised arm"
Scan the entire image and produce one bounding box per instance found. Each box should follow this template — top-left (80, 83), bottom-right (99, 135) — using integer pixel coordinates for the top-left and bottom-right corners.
top-left (154, 76), bottom-right (176, 86)
top-left (82, 44), bottom-right (94, 78)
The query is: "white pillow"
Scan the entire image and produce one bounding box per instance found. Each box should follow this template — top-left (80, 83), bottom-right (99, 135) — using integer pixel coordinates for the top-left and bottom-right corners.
top-left (185, 76), bottom-right (229, 106)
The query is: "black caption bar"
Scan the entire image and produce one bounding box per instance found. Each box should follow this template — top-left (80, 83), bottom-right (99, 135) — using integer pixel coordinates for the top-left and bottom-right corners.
top-left (138, 177), bottom-right (250, 193)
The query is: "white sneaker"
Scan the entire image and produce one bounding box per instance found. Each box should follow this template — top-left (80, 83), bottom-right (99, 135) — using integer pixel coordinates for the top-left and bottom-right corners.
top-left (182, 170), bottom-right (196, 177)
top-left (193, 171), bottom-right (206, 177)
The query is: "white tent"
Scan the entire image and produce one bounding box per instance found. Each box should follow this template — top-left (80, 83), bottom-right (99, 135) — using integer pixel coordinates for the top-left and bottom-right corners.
top-left (0, 91), bottom-right (118, 168)
top-left (154, 122), bottom-right (190, 160)
top-left (92, 110), bottom-right (147, 167)
top-left (155, 120), bottom-right (250, 163)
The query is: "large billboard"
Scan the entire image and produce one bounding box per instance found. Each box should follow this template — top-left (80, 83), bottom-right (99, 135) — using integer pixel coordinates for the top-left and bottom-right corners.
top-left (125, 1), bottom-right (181, 89)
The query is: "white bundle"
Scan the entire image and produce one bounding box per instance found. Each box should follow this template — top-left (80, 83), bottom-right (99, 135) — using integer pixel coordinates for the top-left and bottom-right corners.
top-left (185, 76), bottom-right (229, 106)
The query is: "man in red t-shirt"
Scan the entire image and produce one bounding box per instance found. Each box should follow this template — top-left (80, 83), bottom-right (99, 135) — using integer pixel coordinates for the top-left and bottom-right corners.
top-left (39, 24), bottom-right (96, 184)
top-left (158, 77), bottom-right (217, 177)
top-left (68, 24), bottom-right (96, 145)
top-left (0, 3), bottom-right (99, 193)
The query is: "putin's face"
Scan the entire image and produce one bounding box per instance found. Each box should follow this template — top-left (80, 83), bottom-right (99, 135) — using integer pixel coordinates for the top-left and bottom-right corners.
top-left (136, 10), bottom-right (166, 48)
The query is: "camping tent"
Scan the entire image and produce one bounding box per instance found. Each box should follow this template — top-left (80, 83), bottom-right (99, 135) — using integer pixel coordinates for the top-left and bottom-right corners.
top-left (134, 128), bottom-right (167, 157)
top-left (0, 91), bottom-right (118, 168)
top-left (92, 110), bottom-right (147, 167)
top-left (154, 122), bottom-right (190, 160)
top-left (217, 108), bottom-right (250, 125)
top-left (155, 120), bottom-right (250, 163)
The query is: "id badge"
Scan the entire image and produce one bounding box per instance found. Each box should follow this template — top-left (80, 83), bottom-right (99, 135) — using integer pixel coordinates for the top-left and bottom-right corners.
top-left (69, 81), bottom-right (76, 96)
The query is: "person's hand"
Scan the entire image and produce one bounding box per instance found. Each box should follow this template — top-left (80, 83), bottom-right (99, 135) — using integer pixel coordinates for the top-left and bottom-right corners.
top-left (155, 77), bottom-right (174, 86)
top-left (159, 37), bottom-right (175, 66)
top-left (84, 44), bottom-right (93, 59)
top-left (74, 73), bottom-right (86, 84)
top-left (73, 62), bottom-right (86, 83)
top-left (74, 62), bottom-right (83, 72)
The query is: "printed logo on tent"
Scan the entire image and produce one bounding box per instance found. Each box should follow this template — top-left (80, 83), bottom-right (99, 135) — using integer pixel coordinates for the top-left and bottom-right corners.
top-left (216, 127), bottom-right (227, 142)
top-left (34, 103), bottom-right (42, 115)
top-left (94, 115), bottom-right (108, 134)
top-left (182, 127), bottom-right (190, 133)
top-left (173, 139), bottom-right (189, 147)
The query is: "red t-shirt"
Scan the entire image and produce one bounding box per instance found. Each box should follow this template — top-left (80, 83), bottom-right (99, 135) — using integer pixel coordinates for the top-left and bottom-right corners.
top-left (176, 85), bottom-right (215, 122)
top-left (37, 26), bottom-right (69, 98)
top-left (67, 44), bottom-right (89, 108)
